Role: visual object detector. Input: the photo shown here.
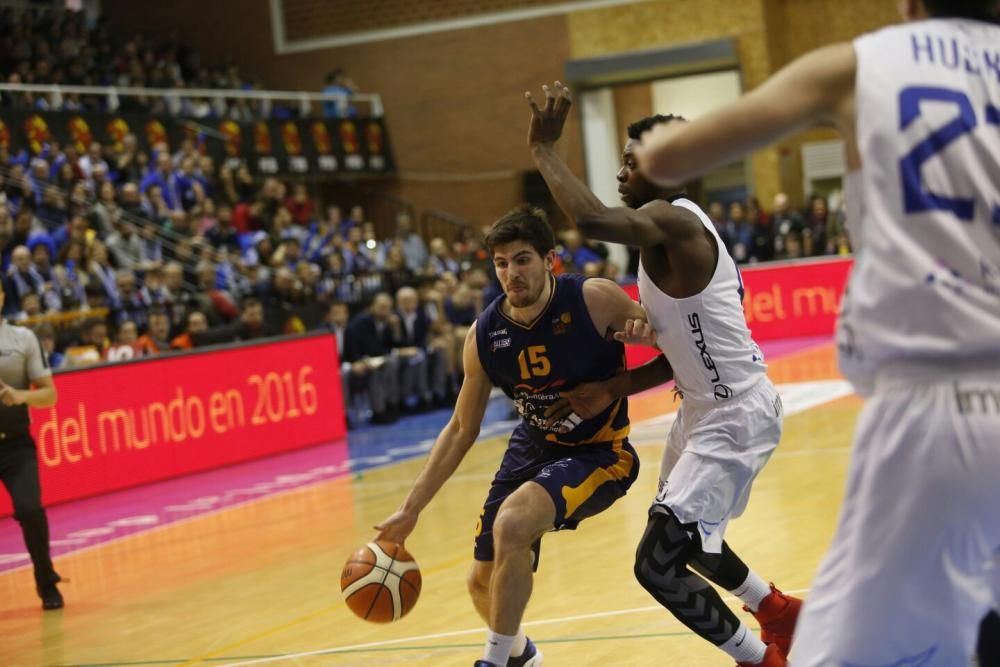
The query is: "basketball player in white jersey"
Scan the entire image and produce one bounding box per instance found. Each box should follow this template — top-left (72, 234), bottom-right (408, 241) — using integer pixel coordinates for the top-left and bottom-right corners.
top-left (525, 85), bottom-right (799, 667)
top-left (629, 1), bottom-right (1000, 664)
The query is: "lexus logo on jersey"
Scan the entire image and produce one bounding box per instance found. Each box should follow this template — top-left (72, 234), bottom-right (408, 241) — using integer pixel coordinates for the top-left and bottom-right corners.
top-left (688, 312), bottom-right (733, 400)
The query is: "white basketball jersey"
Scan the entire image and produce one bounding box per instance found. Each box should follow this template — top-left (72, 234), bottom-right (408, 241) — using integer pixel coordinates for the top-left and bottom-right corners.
top-left (638, 198), bottom-right (766, 403)
top-left (839, 19), bottom-right (1000, 394)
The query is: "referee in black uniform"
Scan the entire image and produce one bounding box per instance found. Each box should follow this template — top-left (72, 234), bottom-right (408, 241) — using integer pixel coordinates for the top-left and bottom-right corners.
top-left (0, 283), bottom-right (61, 609)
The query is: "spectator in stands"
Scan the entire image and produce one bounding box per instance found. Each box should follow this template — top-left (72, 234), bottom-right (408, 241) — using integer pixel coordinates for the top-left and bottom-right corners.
top-left (303, 213), bottom-right (337, 263)
top-left (85, 240), bottom-right (119, 305)
top-left (28, 239), bottom-right (62, 312)
top-left (170, 310), bottom-right (208, 350)
top-left (90, 182), bottom-right (119, 237)
top-left (3, 245), bottom-right (44, 316)
top-left (321, 300), bottom-right (363, 428)
top-left (62, 318), bottom-right (108, 368)
top-left (106, 319), bottom-right (138, 362)
top-left (559, 229), bottom-right (604, 274)
top-left (342, 226), bottom-right (374, 274)
top-left (118, 182), bottom-right (144, 221)
top-left (285, 184), bottom-right (314, 227)
top-left (707, 200), bottom-right (734, 254)
top-left (345, 205), bottom-right (365, 235)
top-left (137, 222), bottom-right (163, 266)
top-left (140, 265), bottom-right (170, 308)
top-left (359, 221), bottom-right (386, 270)
top-left (427, 237), bottom-right (460, 275)
top-left (34, 322), bottom-right (63, 368)
top-left (803, 194), bottom-right (829, 258)
top-left (389, 211), bottom-right (428, 272)
top-left (140, 150), bottom-right (179, 211)
top-left (727, 201), bottom-right (754, 263)
top-left (78, 141), bottom-right (107, 182)
top-left (105, 219), bottom-right (143, 269)
top-left (193, 261), bottom-right (238, 325)
top-left (163, 261), bottom-right (193, 323)
top-left (322, 68), bottom-right (358, 119)
top-left (395, 286), bottom-right (447, 411)
top-left (113, 133), bottom-right (143, 184)
top-left (771, 192), bottom-right (804, 259)
top-left (13, 292), bottom-right (41, 322)
top-left (135, 307), bottom-right (171, 356)
top-left (382, 244), bottom-right (415, 296)
top-left (114, 269), bottom-right (151, 330)
top-left (747, 197), bottom-right (774, 263)
top-left (344, 292), bottom-right (401, 424)
top-left (205, 203), bottom-right (239, 251)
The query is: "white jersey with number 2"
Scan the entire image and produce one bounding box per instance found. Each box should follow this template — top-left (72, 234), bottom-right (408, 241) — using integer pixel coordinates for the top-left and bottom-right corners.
top-left (838, 19), bottom-right (1000, 394)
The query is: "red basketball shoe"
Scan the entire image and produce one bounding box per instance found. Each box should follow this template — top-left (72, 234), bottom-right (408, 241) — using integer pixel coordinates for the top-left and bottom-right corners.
top-left (747, 584), bottom-right (802, 656)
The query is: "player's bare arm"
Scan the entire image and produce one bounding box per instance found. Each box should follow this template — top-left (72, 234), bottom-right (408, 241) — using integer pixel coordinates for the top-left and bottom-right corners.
top-left (575, 199), bottom-right (704, 247)
top-left (374, 323), bottom-right (492, 544)
top-left (545, 280), bottom-right (673, 425)
top-left (636, 42), bottom-right (858, 186)
top-left (525, 81), bottom-right (609, 223)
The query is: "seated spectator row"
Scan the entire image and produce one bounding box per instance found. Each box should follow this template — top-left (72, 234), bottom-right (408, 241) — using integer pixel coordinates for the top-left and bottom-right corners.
top-left (0, 6), bottom-right (354, 119)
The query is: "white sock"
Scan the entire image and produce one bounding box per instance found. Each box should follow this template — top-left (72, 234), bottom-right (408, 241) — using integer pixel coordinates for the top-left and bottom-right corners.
top-left (719, 623), bottom-right (767, 664)
top-left (483, 630), bottom-right (516, 665)
top-left (510, 628), bottom-right (528, 657)
top-left (729, 570), bottom-right (772, 612)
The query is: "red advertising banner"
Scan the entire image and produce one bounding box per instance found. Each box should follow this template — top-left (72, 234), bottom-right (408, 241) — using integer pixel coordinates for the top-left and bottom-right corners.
top-left (0, 334), bottom-right (345, 516)
top-left (623, 257), bottom-right (853, 368)
top-left (741, 257), bottom-right (852, 340)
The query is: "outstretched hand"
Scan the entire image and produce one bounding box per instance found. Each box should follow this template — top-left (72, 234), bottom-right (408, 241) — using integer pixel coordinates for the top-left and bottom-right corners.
top-left (613, 318), bottom-right (658, 348)
top-left (525, 81), bottom-right (572, 147)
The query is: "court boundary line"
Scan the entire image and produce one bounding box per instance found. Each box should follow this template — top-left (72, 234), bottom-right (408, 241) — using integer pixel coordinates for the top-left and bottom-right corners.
top-left (211, 588), bottom-right (811, 667)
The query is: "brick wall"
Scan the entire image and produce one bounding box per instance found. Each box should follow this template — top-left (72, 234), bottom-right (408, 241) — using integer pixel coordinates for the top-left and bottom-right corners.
top-left (283, 0), bottom-right (559, 40)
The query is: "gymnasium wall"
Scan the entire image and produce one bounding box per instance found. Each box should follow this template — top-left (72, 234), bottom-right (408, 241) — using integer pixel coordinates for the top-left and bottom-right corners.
top-left (101, 0), bottom-right (585, 229)
top-left (101, 0), bottom-right (898, 220)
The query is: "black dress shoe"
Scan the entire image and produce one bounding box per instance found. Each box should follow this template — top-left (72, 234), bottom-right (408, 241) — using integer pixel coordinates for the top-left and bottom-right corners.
top-left (38, 582), bottom-right (64, 610)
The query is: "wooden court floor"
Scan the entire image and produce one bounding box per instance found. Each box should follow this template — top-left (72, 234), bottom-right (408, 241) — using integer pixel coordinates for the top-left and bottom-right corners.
top-left (0, 344), bottom-right (861, 667)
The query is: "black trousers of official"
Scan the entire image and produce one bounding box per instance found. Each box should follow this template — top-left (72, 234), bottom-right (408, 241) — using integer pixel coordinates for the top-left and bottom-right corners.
top-left (980, 610), bottom-right (1000, 667)
top-left (0, 434), bottom-right (58, 588)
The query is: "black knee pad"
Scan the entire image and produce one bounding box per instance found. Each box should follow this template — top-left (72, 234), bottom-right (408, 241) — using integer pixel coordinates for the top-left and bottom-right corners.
top-left (633, 511), bottom-right (702, 595)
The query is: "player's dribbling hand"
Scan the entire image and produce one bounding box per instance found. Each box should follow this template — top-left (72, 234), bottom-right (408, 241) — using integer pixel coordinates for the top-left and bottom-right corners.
top-left (613, 318), bottom-right (658, 348)
top-left (374, 508), bottom-right (418, 546)
top-left (525, 81), bottom-right (572, 147)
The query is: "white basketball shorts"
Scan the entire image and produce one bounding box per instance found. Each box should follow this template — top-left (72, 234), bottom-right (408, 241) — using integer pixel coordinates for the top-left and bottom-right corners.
top-left (651, 376), bottom-right (782, 554)
top-left (791, 361), bottom-right (1000, 666)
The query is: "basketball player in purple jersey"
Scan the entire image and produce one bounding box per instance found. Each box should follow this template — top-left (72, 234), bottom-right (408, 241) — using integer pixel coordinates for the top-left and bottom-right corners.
top-left (630, 0), bottom-right (1000, 664)
top-left (376, 204), bottom-right (679, 667)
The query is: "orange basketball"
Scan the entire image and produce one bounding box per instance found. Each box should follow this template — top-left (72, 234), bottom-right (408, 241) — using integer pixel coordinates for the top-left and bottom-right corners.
top-left (340, 540), bottom-right (421, 623)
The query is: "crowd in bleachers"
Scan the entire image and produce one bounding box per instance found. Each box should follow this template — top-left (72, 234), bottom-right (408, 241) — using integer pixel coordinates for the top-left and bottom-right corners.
top-left (705, 192), bottom-right (851, 265)
top-left (0, 7), bottom-right (316, 119)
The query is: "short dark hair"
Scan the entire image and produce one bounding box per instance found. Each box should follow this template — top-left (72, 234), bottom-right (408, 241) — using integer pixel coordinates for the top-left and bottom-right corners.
top-left (922, 0), bottom-right (999, 21)
top-left (627, 114), bottom-right (686, 141)
top-left (484, 204), bottom-right (555, 258)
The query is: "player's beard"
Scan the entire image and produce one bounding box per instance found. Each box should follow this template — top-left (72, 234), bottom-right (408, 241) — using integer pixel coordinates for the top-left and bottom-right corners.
top-left (506, 279), bottom-right (540, 308)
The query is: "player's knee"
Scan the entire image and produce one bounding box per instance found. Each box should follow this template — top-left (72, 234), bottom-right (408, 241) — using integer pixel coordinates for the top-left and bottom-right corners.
top-left (633, 513), bottom-right (693, 595)
top-left (492, 507), bottom-right (540, 553)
